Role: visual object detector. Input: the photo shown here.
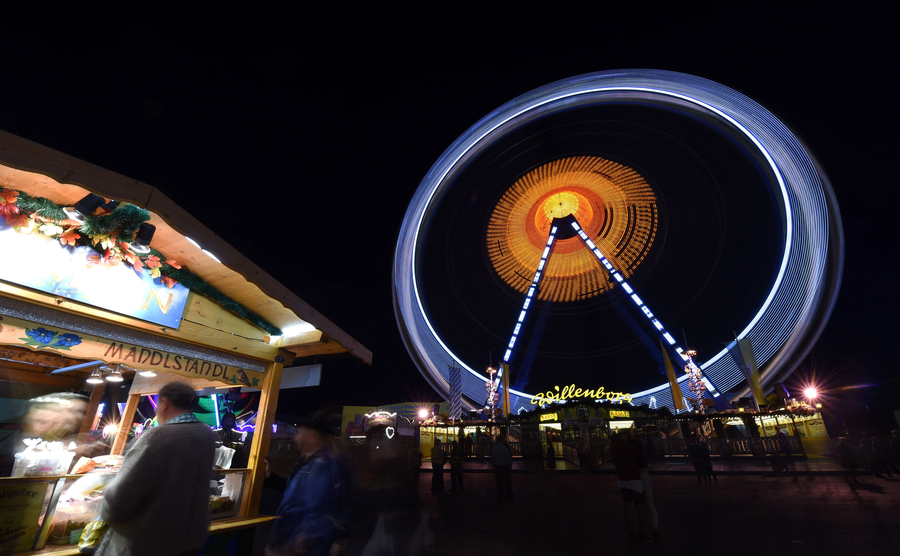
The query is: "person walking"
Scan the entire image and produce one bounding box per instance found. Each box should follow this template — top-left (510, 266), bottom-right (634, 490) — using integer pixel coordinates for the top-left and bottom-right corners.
top-left (265, 413), bottom-right (351, 556)
top-left (546, 437), bottom-right (556, 470)
top-left (834, 437), bottom-right (862, 483)
top-left (408, 445), bottom-right (423, 489)
top-left (858, 439), bottom-right (874, 476)
top-left (699, 438), bottom-right (718, 485)
top-left (687, 435), bottom-right (707, 486)
top-left (96, 382), bottom-right (216, 556)
top-left (611, 430), bottom-right (651, 543)
top-left (463, 433), bottom-right (474, 459)
top-left (871, 436), bottom-right (895, 478)
top-left (476, 433), bottom-right (487, 462)
top-left (430, 439), bottom-right (446, 494)
top-left (490, 432), bottom-right (515, 504)
top-left (773, 426), bottom-right (797, 481)
top-left (890, 430), bottom-right (900, 469)
top-left (627, 431), bottom-right (659, 542)
top-left (449, 440), bottom-right (464, 493)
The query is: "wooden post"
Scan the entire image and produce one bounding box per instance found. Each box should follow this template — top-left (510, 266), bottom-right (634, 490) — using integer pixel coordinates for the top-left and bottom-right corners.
top-left (111, 393), bottom-right (141, 455)
top-left (79, 380), bottom-right (106, 436)
top-left (240, 360), bottom-right (283, 518)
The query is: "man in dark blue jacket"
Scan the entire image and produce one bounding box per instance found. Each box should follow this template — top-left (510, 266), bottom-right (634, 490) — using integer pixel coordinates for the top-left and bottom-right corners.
top-left (265, 416), bottom-right (350, 556)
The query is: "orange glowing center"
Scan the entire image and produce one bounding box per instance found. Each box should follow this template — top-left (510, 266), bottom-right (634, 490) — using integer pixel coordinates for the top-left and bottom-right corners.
top-left (543, 192), bottom-right (579, 219)
top-left (486, 156), bottom-right (658, 302)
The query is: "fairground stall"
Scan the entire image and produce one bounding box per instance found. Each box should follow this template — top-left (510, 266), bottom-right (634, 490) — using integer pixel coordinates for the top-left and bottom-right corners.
top-left (0, 130), bottom-right (371, 555)
top-left (509, 398), bottom-right (826, 469)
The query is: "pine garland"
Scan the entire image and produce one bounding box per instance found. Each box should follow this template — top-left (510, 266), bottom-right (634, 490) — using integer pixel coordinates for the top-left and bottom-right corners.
top-left (147, 247), bottom-right (282, 335)
top-left (80, 203), bottom-right (150, 238)
top-left (1, 187), bottom-right (282, 336)
top-left (16, 192), bottom-right (68, 221)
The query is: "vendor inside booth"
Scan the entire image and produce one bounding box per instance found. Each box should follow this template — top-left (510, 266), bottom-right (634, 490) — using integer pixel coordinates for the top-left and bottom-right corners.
top-left (0, 131), bottom-right (371, 555)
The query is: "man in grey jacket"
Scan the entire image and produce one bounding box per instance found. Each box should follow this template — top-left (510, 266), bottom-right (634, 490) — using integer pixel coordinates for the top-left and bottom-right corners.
top-left (97, 381), bottom-right (216, 556)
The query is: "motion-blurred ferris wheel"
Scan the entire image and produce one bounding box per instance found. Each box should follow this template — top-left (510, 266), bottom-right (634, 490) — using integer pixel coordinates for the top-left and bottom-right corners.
top-left (394, 70), bottom-right (843, 413)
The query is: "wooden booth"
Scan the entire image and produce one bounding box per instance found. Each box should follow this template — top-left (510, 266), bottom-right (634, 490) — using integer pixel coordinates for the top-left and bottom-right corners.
top-left (0, 130), bottom-right (371, 555)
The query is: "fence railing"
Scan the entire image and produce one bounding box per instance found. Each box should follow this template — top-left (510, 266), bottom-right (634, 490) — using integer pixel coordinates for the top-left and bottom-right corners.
top-left (432, 435), bottom-right (805, 464)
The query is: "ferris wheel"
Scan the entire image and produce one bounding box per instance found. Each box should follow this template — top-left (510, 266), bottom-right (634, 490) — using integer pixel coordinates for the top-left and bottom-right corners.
top-left (393, 70), bottom-right (843, 414)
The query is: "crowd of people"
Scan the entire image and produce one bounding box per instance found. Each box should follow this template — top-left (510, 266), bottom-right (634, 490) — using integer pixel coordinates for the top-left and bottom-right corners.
top-left (834, 430), bottom-right (900, 482)
top-left (11, 384), bottom-right (900, 553)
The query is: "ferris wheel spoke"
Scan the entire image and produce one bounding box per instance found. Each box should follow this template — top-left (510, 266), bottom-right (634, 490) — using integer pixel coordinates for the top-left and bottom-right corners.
top-left (502, 224), bottom-right (559, 364)
top-left (569, 218), bottom-right (721, 400)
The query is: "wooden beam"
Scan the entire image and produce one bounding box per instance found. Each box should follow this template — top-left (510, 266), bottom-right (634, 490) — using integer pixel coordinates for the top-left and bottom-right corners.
top-left (0, 346), bottom-right (79, 368)
top-left (288, 334), bottom-right (353, 358)
top-left (0, 367), bottom-right (79, 388)
top-left (0, 286), bottom-right (279, 364)
top-left (78, 380), bottom-right (106, 436)
top-left (111, 393), bottom-right (141, 456)
top-left (240, 360), bottom-right (283, 518)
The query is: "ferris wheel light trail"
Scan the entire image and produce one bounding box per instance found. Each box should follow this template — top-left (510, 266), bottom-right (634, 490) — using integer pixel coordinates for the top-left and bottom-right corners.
top-left (503, 225), bottom-right (558, 363)
top-left (571, 220), bottom-right (687, 355)
top-left (394, 69), bottom-right (843, 413)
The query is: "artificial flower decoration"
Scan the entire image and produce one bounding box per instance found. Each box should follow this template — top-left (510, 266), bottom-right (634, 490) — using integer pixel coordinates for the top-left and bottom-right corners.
top-left (0, 186), bottom-right (282, 335)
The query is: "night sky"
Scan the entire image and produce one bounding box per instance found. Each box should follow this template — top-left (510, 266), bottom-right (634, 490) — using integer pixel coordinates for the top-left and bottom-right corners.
top-left (2, 10), bottom-right (897, 416)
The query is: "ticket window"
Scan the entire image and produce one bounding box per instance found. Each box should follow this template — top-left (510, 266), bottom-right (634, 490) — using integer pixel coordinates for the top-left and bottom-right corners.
top-left (609, 420), bottom-right (635, 432)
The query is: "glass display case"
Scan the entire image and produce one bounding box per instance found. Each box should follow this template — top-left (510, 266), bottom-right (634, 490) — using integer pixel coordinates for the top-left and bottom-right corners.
top-left (0, 467), bottom-right (248, 554)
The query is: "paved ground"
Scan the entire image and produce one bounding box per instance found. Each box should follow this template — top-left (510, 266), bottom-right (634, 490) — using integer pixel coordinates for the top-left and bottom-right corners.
top-left (399, 466), bottom-right (900, 556)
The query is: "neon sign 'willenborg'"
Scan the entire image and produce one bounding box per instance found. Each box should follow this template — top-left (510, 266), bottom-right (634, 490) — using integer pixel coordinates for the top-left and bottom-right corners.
top-left (531, 384), bottom-right (633, 406)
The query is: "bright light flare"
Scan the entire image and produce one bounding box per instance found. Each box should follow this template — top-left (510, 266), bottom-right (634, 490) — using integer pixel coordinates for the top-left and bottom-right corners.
top-left (804, 387), bottom-right (818, 400)
top-left (418, 409), bottom-right (430, 419)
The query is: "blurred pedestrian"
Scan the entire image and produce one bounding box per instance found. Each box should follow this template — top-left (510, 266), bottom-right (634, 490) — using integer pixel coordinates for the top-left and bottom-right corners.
top-left (772, 426), bottom-right (797, 481)
top-left (578, 439), bottom-right (591, 474)
top-left (687, 435), bottom-right (707, 485)
top-left (430, 439), bottom-right (446, 494)
top-left (449, 440), bottom-right (464, 493)
top-left (490, 433), bottom-right (515, 504)
top-left (891, 430), bottom-right (900, 467)
top-left (700, 438), bottom-right (718, 484)
top-left (463, 433), bottom-right (474, 458)
top-left (266, 413), bottom-right (351, 556)
top-left (611, 430), bottom-right (651, 543)
top-left (871, 436), bottom-right (895, 478)
top-left (858, 439), bottom-right (874, 476)
top-left (407, 444), bottom-right (423, 491)
top-left (834, 437), bottom-right (861, 483)
top-left (96, 382), bottom-right (215, 556)
top-left (546, 438), bottom-right (556, 470)
top-left (627, 431), bottom-right (659, 542)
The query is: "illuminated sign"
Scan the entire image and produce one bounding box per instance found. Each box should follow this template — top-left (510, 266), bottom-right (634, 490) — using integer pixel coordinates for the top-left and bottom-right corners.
top-left (609, 410), bottom-right (631, 418)
top-left (531, 384), bottom-right (632, 406)
top-left (540, 413), bottom-right (558, 422)
top-left (365, 411), bottom-right (397, 428)
top-left (0, 224), bottom-right (189, 328)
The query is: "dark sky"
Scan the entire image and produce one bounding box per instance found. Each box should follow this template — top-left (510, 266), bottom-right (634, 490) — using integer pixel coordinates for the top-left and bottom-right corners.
top-left (1, 10), bottom-right (897, 413)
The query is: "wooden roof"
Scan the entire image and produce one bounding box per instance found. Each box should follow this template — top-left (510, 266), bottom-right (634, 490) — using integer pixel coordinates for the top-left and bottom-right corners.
top-left (0, 129), bottom-right (371, 366)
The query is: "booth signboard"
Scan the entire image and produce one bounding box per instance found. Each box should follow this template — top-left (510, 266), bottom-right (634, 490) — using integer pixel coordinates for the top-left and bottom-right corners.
top-left (0, 314), bottom-right (265, 388)
top-left (0, 480), bottom-right (49, 554)
top-left (808, 418), bottom-right (827, 437)
top-left (0, 224), bottom-right (190, 329)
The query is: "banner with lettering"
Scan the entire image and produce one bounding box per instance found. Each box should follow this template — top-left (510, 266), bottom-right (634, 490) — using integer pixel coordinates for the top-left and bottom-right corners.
top-left (0, 481), bottom-right (49, 554)
top-left (0, 314), bottom-right (265, 388)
